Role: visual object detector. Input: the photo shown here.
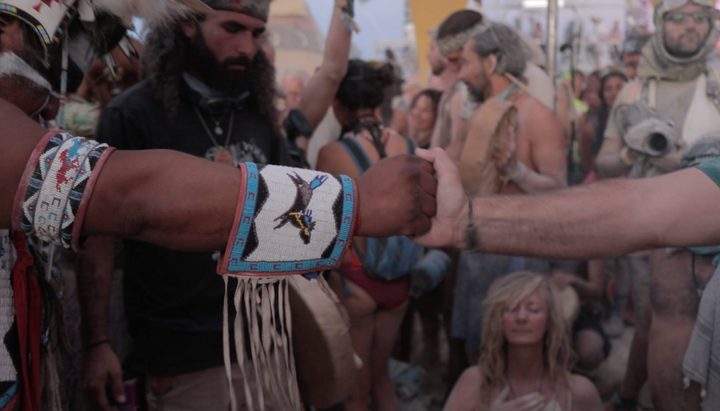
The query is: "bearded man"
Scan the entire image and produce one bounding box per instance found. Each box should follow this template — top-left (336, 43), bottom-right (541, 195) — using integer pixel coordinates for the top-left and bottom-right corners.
top-left (450, 22), bottom-right (567, 361)
top-left (428, 10), bottom-right (483, 152)
top-left (0, 1), bottom-right (438, 410)
top-left (77, 0), bottom-right (365, 409)
top-left (597, 0), bottom-right (720, 179)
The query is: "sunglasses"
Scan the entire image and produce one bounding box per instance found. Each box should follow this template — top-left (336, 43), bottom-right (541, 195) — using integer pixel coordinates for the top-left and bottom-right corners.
top-left (665, 12), bottom-right (710, 24)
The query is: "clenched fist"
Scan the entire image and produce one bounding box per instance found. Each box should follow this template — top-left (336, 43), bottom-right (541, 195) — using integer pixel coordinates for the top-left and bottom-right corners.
top-left (355, 154), bottom-right (437, 238)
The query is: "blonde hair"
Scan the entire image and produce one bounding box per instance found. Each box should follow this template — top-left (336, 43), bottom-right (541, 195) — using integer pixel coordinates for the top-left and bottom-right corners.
top-left (477, 272), bottom-right (574, 411)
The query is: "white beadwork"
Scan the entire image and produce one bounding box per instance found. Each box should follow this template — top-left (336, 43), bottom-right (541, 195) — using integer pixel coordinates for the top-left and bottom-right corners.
top-left (34, 138), bottom-right (99, 245)
top-left (244, 166), bottom-right (342, 263)
top-left (0, 231), bottom-right (16, 383)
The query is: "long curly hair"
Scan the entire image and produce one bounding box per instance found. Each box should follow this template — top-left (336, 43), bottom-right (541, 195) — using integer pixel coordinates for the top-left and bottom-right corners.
top-left (477, 272), bottom-right (574, 411)
top-left (141, 16), bottom-right (278, 120)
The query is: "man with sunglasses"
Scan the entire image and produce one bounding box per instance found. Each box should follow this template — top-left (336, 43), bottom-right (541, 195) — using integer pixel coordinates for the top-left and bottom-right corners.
top-left (597, 0), bottom-right (720, 180)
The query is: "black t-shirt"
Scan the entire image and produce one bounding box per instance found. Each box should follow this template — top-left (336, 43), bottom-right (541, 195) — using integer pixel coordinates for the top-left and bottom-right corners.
top-left (96, 79), bottom-right (290, 376)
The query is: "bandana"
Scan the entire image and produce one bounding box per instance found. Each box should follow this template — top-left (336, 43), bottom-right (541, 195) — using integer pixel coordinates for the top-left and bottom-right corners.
top-left (638, 0), bottom-right (719, 82)
top-left (201, 0), bottom-right (271, 21)
top-left (438, 20), bottom-right (490, 55)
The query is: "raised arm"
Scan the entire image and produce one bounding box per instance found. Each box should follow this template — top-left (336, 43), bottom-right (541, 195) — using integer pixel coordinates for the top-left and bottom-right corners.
top-left (414, 148), bottom-right (720, 259)
top-left (298, 0), bottom-right (353, 129)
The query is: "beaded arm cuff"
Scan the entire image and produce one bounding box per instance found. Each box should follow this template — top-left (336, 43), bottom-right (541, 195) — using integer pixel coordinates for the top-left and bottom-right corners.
top-left (218, 163), bottom-right (357, 276)
top-left (12, 132), bottom-right (115, 250)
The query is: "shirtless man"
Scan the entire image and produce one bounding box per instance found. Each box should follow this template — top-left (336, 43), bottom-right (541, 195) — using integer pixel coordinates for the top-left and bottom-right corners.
top-left (429, 10), bottom-right (483, 153)
top-left (450, 22), bottom-right (567, 361)
top-left (613, 138), bottom-right (720, 411)
top-left (460, 23), bottom-right (567, 196)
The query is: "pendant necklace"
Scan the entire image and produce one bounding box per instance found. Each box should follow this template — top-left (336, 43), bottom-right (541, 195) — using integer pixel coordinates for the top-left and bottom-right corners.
top-left (194, 104), bottom-right (236, 166)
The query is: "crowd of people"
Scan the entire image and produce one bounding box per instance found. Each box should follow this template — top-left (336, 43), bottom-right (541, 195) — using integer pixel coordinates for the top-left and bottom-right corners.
top-left (0, 0), bottom-right (718, 411)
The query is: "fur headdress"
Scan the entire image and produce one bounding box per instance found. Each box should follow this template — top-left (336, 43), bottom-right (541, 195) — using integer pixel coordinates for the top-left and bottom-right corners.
top-left (0, 0), bottom-right (209, 73)
top-left (200, 0), bottom-right (271, 22)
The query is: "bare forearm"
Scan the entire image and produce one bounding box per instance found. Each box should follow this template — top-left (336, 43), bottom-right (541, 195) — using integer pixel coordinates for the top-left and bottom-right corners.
top-left (471, 167), bottom-right (720, 257)
top-left (471, 179), bottom-right (656, 259)
top-left (77, 236), bottom-right (116, 344)
top-left (300, 0), bottom-right (352, 128)
top-left (83, 150), bottom-right (239, 251)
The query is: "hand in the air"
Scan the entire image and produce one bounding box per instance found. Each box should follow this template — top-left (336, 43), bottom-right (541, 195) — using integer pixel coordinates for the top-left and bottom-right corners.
top-left (355, 154), bottom-right (437, 238)
top-left (83, 343), bottom-right (125, 411)
top-left (412, 148), bottom-right (467, 249)
top-left (488, 388), bottom-right (546, 411)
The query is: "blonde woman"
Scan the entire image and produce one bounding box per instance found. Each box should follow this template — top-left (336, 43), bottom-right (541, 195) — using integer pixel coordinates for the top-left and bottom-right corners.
top-left (443, 272), bottom-right (603, 411)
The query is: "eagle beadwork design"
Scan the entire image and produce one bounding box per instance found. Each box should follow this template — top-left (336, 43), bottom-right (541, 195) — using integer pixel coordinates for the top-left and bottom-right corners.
top-left (274, 173), bottom-right (328, 244)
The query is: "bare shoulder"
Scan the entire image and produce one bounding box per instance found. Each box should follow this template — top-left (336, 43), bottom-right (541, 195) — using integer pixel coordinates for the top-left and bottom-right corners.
top-left (459, 365), bottom-right (482, 382)
top-left (443, 366), bottom-right (482, 411)
top-left (316, 141), bottom-right (358, 177)
top-left (569, 374), bottom-right (604, 411)
top-left (517, 93), bottom-right (556, 121)
top-left (386, 128), bottom-right (415, 156)
top-left (515, 93), bottom-right (562, 142)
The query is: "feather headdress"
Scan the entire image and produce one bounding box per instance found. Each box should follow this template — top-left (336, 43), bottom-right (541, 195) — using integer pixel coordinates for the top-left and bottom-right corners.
top-left (90, 0), bottom-right (211, 26)
top-left (0, 0), bottom-right (210, 69)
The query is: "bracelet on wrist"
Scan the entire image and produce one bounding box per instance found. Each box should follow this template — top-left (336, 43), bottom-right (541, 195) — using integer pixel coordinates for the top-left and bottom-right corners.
top-left (620, 147), bottom-right (635, 167)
